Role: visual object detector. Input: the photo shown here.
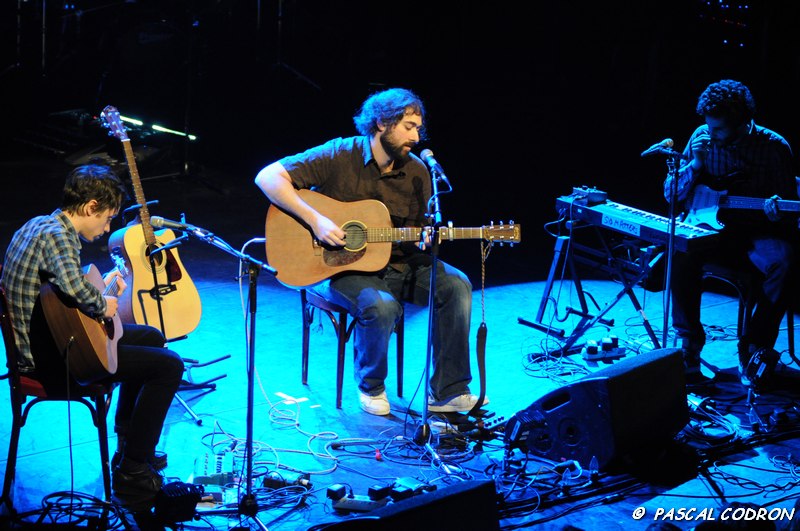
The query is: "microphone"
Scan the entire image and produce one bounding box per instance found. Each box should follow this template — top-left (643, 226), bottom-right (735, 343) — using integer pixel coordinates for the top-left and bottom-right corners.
top-left (640, 138), bottom-right (687, 159)
top-left (641, 138), bottom-right (674, 157)
top-left (420, 149), bottom-right (451, 187)
top-left (150, 216), bottom-right (196, 231)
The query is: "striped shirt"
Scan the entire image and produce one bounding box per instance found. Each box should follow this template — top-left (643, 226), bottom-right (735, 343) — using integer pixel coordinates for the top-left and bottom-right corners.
top-left (1, 210), bottom-right (106, 371)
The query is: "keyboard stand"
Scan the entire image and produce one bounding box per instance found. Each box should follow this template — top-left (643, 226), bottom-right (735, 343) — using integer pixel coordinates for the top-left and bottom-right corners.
top-left (519, 224), bottom-right (663, 353)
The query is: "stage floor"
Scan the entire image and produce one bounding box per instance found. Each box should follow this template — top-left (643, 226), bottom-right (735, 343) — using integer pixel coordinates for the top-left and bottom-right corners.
top-left (2, 158), bottom-right (800, 530)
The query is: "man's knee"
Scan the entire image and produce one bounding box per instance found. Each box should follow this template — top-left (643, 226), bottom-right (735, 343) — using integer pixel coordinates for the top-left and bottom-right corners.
top-left (359, 293), bottom-right (402, 328)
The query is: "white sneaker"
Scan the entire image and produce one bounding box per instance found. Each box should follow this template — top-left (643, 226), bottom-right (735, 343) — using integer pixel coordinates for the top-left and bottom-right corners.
top-left (428, 393), bottom-right (489, 413)
top-left (358, 390), bottom-right (390, 415)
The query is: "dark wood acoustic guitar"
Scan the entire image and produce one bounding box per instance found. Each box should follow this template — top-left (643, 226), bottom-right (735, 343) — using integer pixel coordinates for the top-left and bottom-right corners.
top-left (40, 250), bottom-right (127, 384)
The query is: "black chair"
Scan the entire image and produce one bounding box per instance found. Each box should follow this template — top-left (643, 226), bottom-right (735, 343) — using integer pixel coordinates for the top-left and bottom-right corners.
top-left (0, 284), bottom-right (115, 513)
top-left (701, 262), bottom-right (795, 360)
top-left (300, 289), bottom-right (404, 408)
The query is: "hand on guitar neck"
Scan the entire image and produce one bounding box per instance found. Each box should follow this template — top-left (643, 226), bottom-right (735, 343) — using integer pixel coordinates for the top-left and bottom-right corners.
top-left (101, 270), bottom-right (127, 318)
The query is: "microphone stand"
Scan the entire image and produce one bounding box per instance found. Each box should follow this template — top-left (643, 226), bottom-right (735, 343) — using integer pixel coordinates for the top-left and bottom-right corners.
top-left (412, 170), bottom-right (456, 475)
top-left (178, 227), bottom-right (278, 528)
top-left (663, 155), bottom-right (679, 347)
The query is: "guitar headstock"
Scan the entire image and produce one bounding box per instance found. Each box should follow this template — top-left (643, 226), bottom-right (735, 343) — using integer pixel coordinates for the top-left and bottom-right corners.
top-left (110, 246), bottom-right (129, 276)
top-left (100, 105), bottom-right (128, 142)
top-left (483, 221), bottom-right (521, 246)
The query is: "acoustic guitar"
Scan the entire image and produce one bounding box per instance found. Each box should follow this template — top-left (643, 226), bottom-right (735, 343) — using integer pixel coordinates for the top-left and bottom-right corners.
top-left (39, 250), bottom-right (127, 384)
top-left (684, 184), bottom-right (800, 231)
top-left (265, 189), bottom-right (522, 288)
top-left (101, 105), bottom-right (202, 340)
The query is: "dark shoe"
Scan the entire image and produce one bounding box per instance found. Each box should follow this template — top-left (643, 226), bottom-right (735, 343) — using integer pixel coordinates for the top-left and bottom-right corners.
top-left (681, 347), bottom-right (713, 389)
top-left (685, 369), bottom-right (715, 389)
top-left (740, 347), bottom-right (779, 389)
top-left (112, 451), bottom-right (168, 472)
top-left (112, 457), bottom-right (163, 512)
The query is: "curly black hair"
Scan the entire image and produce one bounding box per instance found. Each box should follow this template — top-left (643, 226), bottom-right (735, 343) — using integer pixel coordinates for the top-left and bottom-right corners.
top-left (62, 164), bottom-right (127, 215)
top-left (696, 79), bottom-right (755, 126)
top-left (353, 87), bottom-right (427, 139)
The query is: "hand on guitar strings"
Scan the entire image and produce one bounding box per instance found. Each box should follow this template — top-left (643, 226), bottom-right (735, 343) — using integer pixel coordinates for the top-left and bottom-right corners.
top-left (102, 271), bottom-right (127, 317)
top-left (313, 213), bottom-right (347, 247)
top-left (764, 195), bottom-right (781, 222)
top-left (418, 227), bottom-right (432, 250)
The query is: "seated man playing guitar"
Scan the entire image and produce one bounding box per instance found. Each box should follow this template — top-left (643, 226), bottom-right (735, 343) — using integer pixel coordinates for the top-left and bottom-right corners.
top-left (255, 87), bottom-right (486, 416)
top-left (1, 164), bottom-right (184, 512)
top-left (663, 79), bottom-right (798, 388)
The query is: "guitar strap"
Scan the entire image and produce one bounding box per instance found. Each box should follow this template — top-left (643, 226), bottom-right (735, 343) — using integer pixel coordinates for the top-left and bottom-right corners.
top-left (467, 322), bottom-right (488, 418)
top-left (467, 242), bottom-right (492, 418)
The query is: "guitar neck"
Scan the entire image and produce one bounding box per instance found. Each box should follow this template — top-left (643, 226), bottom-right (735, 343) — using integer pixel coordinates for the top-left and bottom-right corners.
top-left (121, 140), bottom-right (157, 244)
top-left (102, 271), bottom-right (123, 299)
top-left (368, 226), bottom-right (490, 243)
top-left (722, 195), bottom-right (800, 213)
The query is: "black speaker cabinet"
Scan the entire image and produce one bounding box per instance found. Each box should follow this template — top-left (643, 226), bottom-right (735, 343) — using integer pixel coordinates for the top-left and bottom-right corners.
top-left (505, 348), bottom-right (688, 470)
top-left (314, 479), bottom-right (499, 530)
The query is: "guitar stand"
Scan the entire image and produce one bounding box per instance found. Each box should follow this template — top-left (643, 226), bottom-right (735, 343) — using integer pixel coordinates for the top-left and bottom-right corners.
top-left (174, 354), bottom-right (232, 425)
top-left (519, 223), bottom-right (663, 353)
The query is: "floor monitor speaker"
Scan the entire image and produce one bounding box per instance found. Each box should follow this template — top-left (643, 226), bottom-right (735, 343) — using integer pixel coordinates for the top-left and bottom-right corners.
top-left (504, 348), bottom-right (688, 470)
top-left (313, 479), bottom-right (499, 530)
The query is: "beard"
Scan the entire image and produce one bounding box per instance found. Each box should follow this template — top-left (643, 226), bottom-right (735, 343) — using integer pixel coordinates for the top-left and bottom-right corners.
top-left (379, 130), bottom-right (412, 163)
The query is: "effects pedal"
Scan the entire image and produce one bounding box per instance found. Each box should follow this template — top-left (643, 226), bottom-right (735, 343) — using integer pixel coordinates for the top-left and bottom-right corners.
top-left (582, 336), bottom-right (625, 361)
top-left (192, 451), bottom-right (236, 486)
top-left (571, 185), bottom-right (607, 205)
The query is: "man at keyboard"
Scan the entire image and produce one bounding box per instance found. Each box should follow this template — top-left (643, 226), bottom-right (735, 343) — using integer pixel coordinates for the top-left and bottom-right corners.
top-left (663, 79), bottom-right (797, 388)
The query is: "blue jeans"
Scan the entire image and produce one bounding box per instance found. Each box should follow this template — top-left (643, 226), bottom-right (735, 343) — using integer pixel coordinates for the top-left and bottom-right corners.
top-left (671, 232), bottom-right (794, 356)
top-left (312, 260), bottom-right (473, 400)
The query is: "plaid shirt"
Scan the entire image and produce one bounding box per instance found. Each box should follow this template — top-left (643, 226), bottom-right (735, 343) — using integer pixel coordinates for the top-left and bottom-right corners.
top-left (1, 209), bottom-right (106, 371)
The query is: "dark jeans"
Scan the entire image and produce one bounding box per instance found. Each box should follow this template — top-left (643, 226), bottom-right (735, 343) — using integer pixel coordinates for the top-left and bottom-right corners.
top-left (111, 324), bottom-right (184, 463)
top-left (671, 231), bottom-right (794, 357)
top-left (312, 260), bottom-right (473, 400)
top-left (31, 323), bottom-right (183, 464)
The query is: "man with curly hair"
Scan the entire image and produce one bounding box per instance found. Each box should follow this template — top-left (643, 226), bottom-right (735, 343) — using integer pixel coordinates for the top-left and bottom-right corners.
top-left (255, 88), bottom-right (485, 416)
top-left (664, 79), bottom-right (797, 388)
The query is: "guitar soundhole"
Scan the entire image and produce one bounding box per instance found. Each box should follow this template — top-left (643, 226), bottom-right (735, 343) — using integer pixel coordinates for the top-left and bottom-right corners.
top-left (145, 245), bottom-right (165, 268)
top-left (143, 244), bottom-right (184, 282)
top-left (342, 221), bottom-right (367, 252)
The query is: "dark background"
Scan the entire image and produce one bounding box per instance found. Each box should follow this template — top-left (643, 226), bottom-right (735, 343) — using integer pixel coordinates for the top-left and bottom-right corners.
top-left (3, 0), bottom-right (800, 285)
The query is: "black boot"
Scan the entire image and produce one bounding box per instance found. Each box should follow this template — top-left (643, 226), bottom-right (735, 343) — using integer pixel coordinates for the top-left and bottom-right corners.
top-left (681, 343), bottom-right (713, 388)
top-left (112, 457), bottom-right (163, 512)
top-left (112, 450), bottom-right (168, 472)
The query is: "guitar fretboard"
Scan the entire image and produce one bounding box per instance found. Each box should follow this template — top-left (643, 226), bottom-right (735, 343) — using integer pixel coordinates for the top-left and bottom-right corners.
top-left (120, 140), bottom-right (156, 245)
top-left (722, 195), bottom-right (800, 212)
top-left (366, 226), bottom-right (496, 243)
